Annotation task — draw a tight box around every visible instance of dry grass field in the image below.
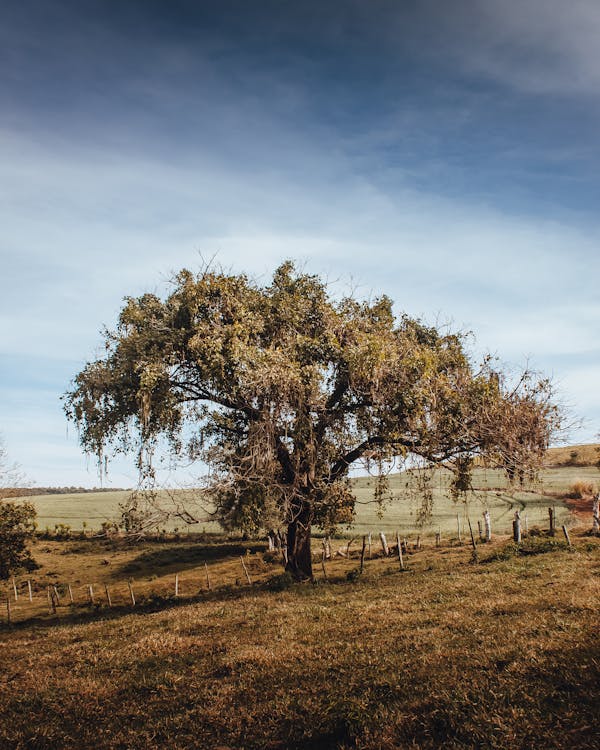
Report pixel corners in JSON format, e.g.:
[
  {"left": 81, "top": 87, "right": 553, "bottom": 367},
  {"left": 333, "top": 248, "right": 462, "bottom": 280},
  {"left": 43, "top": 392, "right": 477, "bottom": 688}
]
[
  {"left": 19, "top": 456, "right": 600, "bottom": 536},
  {"left": 1, "top": 527, "right": 599, "bottom": 749},
  {"left": 3, "top": 453, "right": 598, "bottom": 748}
]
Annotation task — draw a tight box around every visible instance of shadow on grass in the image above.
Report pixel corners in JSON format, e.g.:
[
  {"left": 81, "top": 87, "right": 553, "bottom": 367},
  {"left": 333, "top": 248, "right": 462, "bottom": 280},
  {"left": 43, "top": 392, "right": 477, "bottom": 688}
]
[
  {"left": 115, "top": 540, "right": 267, "bottom": 578},
  {"left": 1, "top": 577, "right": 274, "bottom": 633}
]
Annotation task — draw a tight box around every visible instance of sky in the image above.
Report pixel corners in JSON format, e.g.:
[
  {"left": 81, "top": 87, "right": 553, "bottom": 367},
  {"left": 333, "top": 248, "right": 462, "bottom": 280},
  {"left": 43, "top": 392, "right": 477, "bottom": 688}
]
[{"left": 1, "top": 0, "right": 600, "bottom": 487}]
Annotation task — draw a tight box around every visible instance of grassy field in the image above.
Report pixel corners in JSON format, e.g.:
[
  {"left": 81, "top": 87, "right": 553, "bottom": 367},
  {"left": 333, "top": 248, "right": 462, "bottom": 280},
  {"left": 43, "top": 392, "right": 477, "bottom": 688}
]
[
  {"left": 18, "top": 463, "right": 598, "bottom": 537},
  {"left": 1, "top": 528, "right": 599, "bottom": 749}
]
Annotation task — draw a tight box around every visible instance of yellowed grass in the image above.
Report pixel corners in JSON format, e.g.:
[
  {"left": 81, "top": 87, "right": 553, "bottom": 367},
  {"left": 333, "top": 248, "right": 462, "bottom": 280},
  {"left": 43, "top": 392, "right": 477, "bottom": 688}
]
[{"left": 1, "top": 531, "right": 599, "bottom": 749}]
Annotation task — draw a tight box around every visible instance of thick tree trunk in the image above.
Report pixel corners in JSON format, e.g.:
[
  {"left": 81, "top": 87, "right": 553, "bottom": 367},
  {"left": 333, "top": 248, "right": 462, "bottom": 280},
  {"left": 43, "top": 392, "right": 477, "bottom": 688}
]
[{"left": 286, "top": 505, "right": 313, "bottom": 581}]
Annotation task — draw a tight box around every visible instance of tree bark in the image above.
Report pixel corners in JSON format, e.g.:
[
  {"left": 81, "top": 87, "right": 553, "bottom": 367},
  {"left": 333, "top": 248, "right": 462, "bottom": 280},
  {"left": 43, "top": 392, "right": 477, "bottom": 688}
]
[{"left": 286, "top": 504, "right": 313, "bottom": 580}]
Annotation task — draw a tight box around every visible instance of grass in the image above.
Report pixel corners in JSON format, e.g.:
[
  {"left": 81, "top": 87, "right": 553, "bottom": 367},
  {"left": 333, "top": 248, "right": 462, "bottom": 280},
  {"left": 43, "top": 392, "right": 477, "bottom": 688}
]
[
  {"left": 17, "top": 463, "right": 599, "bottom": 536},
  {"left": 1, "top": 528, "right": 599, "bottom": 748},
  {"left": 545, "top": 443, "right": 600, "bottom": 467}
]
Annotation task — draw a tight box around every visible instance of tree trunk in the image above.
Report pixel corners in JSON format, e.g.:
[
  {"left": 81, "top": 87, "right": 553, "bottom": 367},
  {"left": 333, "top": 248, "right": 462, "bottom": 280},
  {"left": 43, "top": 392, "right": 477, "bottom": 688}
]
[{"left": 286, "top": 505, "right": 313, "bottom": 581}]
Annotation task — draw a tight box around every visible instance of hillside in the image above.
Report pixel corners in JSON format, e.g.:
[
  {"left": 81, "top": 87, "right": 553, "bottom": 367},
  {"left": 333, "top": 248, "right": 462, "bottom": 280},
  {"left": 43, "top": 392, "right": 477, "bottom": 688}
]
[
  {"left": 1, "top": 529, "right": 599, "bottom": 749},
  {"left": 16, "top": 461, "right": 598, "bottom": 536},
  {"left": 545, "top": 443, "right": 600, "bottom": 467}
]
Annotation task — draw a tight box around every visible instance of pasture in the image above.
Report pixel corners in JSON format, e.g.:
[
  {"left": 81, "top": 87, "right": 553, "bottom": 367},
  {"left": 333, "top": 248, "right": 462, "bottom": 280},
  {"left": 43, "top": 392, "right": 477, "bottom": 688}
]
[
  {"left": 18, "top": 464, "right": 598, "bottom": 537},
  {"left": 1, "top": 526, "right": 599, "bottom": 749}
]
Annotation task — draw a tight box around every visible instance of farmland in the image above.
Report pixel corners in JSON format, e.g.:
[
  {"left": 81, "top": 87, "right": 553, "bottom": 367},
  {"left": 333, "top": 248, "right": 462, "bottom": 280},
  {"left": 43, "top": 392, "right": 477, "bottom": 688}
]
[
  {"left": 17, "top": 462, "right": 598, "bottom": 537},
  {"left": 2, "top": 455, "right": 599, "bottom": 748},
  {"left": 0, "top": 525, "right": 599, "bottom": 749}
]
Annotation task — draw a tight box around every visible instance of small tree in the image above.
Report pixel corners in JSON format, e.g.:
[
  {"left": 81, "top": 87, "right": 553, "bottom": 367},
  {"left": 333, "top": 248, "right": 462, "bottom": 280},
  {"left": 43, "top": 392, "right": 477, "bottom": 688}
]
[
  {"left": 64, "top": 262, "right": 561, "bottom": 579},
  {"left": 0, "top": 437, "right": 37, "bottom": 579}
]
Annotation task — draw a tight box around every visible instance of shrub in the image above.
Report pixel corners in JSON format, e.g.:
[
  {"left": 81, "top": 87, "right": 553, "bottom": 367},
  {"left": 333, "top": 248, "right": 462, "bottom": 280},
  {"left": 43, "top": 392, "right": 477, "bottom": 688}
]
[
  {"left": 0, "top": 501, "right": 38, "bottom": 579},
  {"left": 568, "top": 480, "right": 595, "bottom": 499}
]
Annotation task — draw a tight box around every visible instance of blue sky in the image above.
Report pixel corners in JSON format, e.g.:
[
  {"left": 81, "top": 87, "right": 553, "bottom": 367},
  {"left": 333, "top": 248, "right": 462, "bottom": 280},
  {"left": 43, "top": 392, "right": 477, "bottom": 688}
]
[{"left": 1, "top": 0, "right": 600, "bottom": 486}]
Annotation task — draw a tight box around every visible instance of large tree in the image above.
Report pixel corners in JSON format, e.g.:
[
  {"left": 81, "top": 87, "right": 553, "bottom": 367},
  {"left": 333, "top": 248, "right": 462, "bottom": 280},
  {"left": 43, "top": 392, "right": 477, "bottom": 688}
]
[{"left": 64, "top": 262, "right": 560, "bottom": 579}]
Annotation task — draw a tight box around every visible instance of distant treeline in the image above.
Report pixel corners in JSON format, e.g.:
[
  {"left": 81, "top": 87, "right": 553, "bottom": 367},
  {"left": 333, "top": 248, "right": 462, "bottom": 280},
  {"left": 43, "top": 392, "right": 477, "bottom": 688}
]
[{"left": 10, "top": 487, "right": 131, "bottom": 497}]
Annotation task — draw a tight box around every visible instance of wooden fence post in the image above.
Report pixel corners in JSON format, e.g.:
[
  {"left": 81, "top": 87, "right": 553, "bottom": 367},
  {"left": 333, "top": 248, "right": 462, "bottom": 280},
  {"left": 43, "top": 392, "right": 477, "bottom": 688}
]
[
  {"left": 6, "top": 596, "right": 10, "bottom": 626},
  {"left": 468, "top": 518, "right": 478, "bottom": 561},
  {"left": 128, "top": 581, "right": 136, "bottom": 606},
  {"left": 205, "top": 563, "right": 211, "bottom": 591},
  {"left": 27, "top": 579, "right": 32, "bottom": 602},
  {"left": 396, "top": 531, "right": 404, "bottom": 571},
  {"left": 175, "top": 574, "right": 179, "bottom": 597},
  {"left": 512, "top": 511, "right": 522, "bottom": 544},
  {"left": 592, "top": 495, "right": 599, "bottom": 533},
  {"left": 88, "top": 584, "right": 95, "bottom": 605},
  {"left": 360, "top": 535, "right": 366, "bottom": 574},
  {"left": 483, "top": 511, "right": 491, "bottom": 542},
  {"left": 548, "top": 507, "right": 555, "bottom": 536},
  {"left": 104, "top": 584, "right": 112, "bottom": 607},
  {"left": 240, "top": 556, "right": 252, "bottom": 585},
  {"left": 68, "top": 584, "right": 74, "bottom": 604},
  {"left": 379, "top": 532, "right": 389, "bottom": 556},
  {"left": 562, "top": 525, "right": 572, "bottom": 549},
  {"left": 477, "top": 520, "right": 483, "bottom": 541},
  {"left": 12, "top": 577, "right": 18, "bottom": 601},
  {"left": 435, "top": 531, "right": 441, "bottom": 548},
  {"left": 321, "top": 543, "right": 328, "bottom": 580},
  {"left": 368, "top": 532, "right": 372, "bottom": 559}
]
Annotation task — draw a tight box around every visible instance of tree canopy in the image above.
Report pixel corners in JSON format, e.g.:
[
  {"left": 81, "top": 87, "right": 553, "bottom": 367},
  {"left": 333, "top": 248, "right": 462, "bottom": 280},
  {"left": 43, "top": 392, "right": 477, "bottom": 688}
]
[{"left": 64, "top": 262, "right": 560, "bottom": 579}]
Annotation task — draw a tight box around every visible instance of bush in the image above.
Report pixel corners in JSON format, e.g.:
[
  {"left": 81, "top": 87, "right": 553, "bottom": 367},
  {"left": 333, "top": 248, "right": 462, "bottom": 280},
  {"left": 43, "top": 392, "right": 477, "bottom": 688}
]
[
  {"left": 0, "top": 501, "right": 38, "bottom": 579},
  {"left": 568, "top": 480, "right": 595, "bottom": 499}
]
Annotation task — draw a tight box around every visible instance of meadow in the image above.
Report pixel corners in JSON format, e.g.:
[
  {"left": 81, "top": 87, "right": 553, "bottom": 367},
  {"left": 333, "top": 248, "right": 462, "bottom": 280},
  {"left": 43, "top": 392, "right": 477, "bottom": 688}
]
[
  {"left": 0, "top": 526, "right": 599, "bottom": 749},
  {"left": 19, "top": 463, "right": 597, "bottom": 537},
  {"left": 2, "top": 451, "right": 598, "bottom": 748}
]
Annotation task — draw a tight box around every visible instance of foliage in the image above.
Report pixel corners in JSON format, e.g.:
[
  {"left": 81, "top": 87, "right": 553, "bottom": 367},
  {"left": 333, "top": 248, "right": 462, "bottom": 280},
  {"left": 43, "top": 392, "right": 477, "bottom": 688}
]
[
  {"left": 64, "top": 262, "right": 561, "bottom": 578},
  {"left": 0, "top": 501, "right": 38, "bottom": 579},
  {"left": 0, "top": 436, "right": 38, "bottom": 579}
]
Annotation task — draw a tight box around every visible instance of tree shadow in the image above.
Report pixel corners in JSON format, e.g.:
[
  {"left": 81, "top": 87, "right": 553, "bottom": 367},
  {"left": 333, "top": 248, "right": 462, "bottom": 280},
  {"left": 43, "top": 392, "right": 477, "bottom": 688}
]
[{"left": 115, "top": 540, "right": 267, "bottom": 578}]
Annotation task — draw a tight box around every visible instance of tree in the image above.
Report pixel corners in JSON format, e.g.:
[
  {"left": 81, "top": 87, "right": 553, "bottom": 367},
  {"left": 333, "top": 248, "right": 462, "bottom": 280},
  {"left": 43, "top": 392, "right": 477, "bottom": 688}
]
[
  {"left": 64, "top": 262, "right": 560, "bottom": 579},
  {"left": 0, "top": 437, "right": 37, "bottom": 579}
]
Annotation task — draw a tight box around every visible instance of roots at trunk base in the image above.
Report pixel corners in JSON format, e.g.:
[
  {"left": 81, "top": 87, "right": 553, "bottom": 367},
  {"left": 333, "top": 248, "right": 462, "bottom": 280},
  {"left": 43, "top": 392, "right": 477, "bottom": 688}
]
[{"left": 285, "top": 514, "right": 313, "bottom": 580}]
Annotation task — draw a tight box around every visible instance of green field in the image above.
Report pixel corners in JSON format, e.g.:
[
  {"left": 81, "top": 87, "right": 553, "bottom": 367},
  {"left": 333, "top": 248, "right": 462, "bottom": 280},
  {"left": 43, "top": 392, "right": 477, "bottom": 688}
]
[{"left": 19, "top": 464, "right": 597, "bottom": 537}]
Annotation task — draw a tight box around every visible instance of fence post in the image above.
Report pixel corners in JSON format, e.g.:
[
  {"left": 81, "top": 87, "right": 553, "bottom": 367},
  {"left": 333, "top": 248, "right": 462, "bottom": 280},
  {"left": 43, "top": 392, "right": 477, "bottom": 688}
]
[
  {"left": 512, "top": 511, "right": 522, "bottom": 544},
  {"left": 396, "top": 531, "right": 404, "bottom": 571},
  {"left": 104, "top": 584, "right": 112, "bottom": 607},
  {"left": 435, "top": 530, "right": 441, "bottom": 548},
  {"left": 321, "top": 543, "right": 328, "bottom": 580},
  {"left": 88, "top": 584, "right": 95, "bottom": 605},
  {"left": 12, "top": 577, "right": 18, "bottom": 601},
  {"left": 360, "top": 535, "right": 366, "bottom": 574},
  {"left": 128, "top": 581, "right": 136, "bottom": 606},
  {"left": 483, "top": 511, "right": 491, "bottom": 542},
  {"left": 379, "top": 532, "right": 389, "bottom": 556},
  {"left": 240, "top": 556, "right": 252, "bottom": 585},
  {"left": 368, "top": 532, "right": 372, "bottom": 559},
  {"left": 6, "top": 596, "right": 10, "bottom": 626},
  {"left": 68, "top": 584, "right": 74, "bottom": 604},
  {"left": 468, "top": 518, "right": 478, "bottom": 561},
  {"left": 548, "top": 507, "right": 555, "bottom": 536},
  {"left": 27, "top": 579, "right": 32, "bottom": 602},
  {"left": 562, "top": 525, "right": 572, "bottom": 549},
  {"left": 205, "top": 563, "right": 211, "bottom": 591},
  {"left": 175, "top": 574, "right": 179, "bottom": 597}
]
